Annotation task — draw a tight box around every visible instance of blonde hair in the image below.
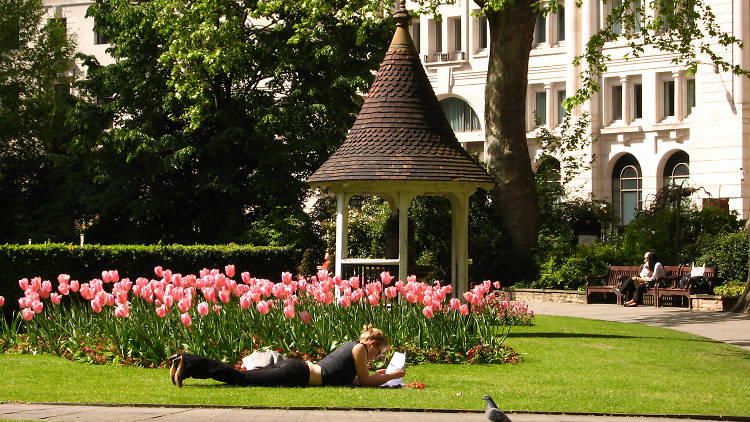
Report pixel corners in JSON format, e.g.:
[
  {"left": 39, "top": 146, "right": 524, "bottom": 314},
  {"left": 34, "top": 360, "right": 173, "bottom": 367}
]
[{"left": 360, "top": 324, "right": 388, "bottom": 346}]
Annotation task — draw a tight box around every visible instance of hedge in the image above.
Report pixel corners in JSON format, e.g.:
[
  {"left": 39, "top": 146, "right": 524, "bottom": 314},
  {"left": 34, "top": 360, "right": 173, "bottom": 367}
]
[{"left": 0, "top": 243, "right": 300, "bottom": 321}]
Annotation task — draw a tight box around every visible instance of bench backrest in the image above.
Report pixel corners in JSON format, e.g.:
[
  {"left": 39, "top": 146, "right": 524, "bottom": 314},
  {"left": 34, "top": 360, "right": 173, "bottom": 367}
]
[{"left": 606, "top": 265, "right": 713, "bottom": 286}]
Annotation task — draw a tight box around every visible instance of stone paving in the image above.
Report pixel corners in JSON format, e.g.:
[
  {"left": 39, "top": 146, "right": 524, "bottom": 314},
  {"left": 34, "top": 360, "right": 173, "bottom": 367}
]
[{"left": 2, "top": 301, "right": 748, "bottom": 422}]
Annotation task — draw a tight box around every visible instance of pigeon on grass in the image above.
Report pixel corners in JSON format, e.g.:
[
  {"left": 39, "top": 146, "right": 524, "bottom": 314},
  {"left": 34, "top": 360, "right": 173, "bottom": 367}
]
[{"left": 483, "top": 394, "right": 511, "bottom": 422}]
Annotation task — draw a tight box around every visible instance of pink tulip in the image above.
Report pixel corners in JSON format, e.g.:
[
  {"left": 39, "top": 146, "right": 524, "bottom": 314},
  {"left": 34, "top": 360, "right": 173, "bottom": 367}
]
[
  {"left": 405, "top": 293, "right": 418, "bottom": 304},
  {"left": 463, "top": 291, "right": 474, "bottom": 303},
  {"left": 70, "top": 280, "right": 80, "bottom": 293},
  {"left": 239, "top": 294, "right": 252, "bottom": 310},
  {"left": 493, "top": 281, "right": 501, "bottom": 289},
  {"left": 213, "top": 304, "right": 222, "bottom": 314},
  {"left": 483, "top": 280, "right": 491, "bottom": 292},
  {"left": 180, "top": 312, "right": 192, "bottom": 327},
  {"left": 58, "top": 283, "right": 70, "bottom": 295},
  {"left": 459, "top": 304, "right": 469, "bottom": 316},
  {"left": 19, "top": 278, "right": 30, "bottom": 291},
  {"left": 110, "top": 270, "right": 120, "bottom": 283},
  {"left": 155, "top": 305, "right": 168, "bottom": 318},
  {"left": 339, "top": 295, "right": 351, "bottom": 307},
  {"left": 368, "top": 294, "right": 380, "bottom": 306},
  {"left": 300, "top": 310, "right": 311, "bottom": 324},
  {"left": 422, "top": 306, "right": 434, "bottom": 319},
  {"left": 241, "top": 271, "right": 252, "bottom": 284},
  {"left": 163, "top": 269, "right": 173, "bottom": 283},
  {"left": 178, "top": 298, "right": 191, "bottom": 312},
  {"left": 218, "top": 289, "right": 231, "bottom": 304},
  {"left": 380, "top": 271, "right": 394, "bottom": 285},
  {"left": 50, "top": 293, "right": 62, "bottom": 305},
  {"left": 450, "top": 298, "right": 460, "bottom": 310},
  {"left": 154, "top": 266, "right": 163, "bottom": 277},
  {"left": 0, "top": 296, "right": 4, "bottom": 307},
  {"left": 283, "top": 304, "right": 295, "bottom": 319},
  {"left": 197, "top": 302, "right": 209, "bottom": 316},
  {"left": 385, "top": 286, "right": 398, "bottom": 299},
  {"left": 256, "top": 300, "right": 270, "bottom": 315},
  {"left": 114, "top": 304, "right": 130, "bottom": 318},
  {"left": 22, "top": 308, "right": 34, "bottom": 321},
  {"left": 31, "top": 300, "right": 43, "bottom": 314},
  {"left": 18, "top": 297, "right": 29, "bottom": 309},
  {"left": 225, "top": 265, "right": 235, "bottom": 278},
  {"left": 30, "top": 277, "right": 42, "bottom": 291},
  {"left": 91, "top": 298, "right": 103, "bottom": 313},
  {"left": 407, "top": 275, "right": 417, "bottom": 283},
  {"left": 101, "top": 270, "right": 112, "bottom": 283},
  {"left": 58, "top": 274, "right": 70, "bottom": 285}
]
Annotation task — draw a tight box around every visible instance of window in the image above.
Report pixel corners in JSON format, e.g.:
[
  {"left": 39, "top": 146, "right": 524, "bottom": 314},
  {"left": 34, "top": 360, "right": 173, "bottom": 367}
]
[
  {"left": 535, "top": 91, "right": 547, "bottom": 126},
  {"left": 611, "top": 0, "right": 623, "bottom": 35},
  {"left": 612, "top": 154, "right": 642, "bottom": 225},
  {"left": 557, "top": 89, "right": 566, "bottom": 124},
  {"left": 663, "top": 151, "right": 689, "bottom": 188},
  {"left": 95, "top": 30, "right": 109, "bottom": 45},
  {"left": 440, "top": 98, "right": 481, "bottom": 132},
  {"left": 634, "top": 0, "right": 643, "bottom": 32},
  {"left": 451, "top": 18, "right": 461, "bottom": 51},
  {"left": 478, "top": 16, "right": 488, "bottom": 49},
  {"left": 411, "top": 20, "right": 421, "bottom": 52},
  {"left": 435, "top": 20, "right": 442, "bottom": 53},
  {"left": 557, "top": 7, "right": 565, "bottom": 41},
  {"left": 48, "top": 17, "right": 67, "bottom": 37},
  {"left": 633, "top": 83, "right": 643, "bottom": 119},
  {"left": 663, "top": 80, "right": 675, "bottom": 118},
  {"left": 686, "top": 78, "right": 696, "bottom": 115},
  {"left": 535, "top": 14, "right": 546, "bottom": 44},
  {"left": 611, "top": 84, "right": 623, "bottom": 121}
]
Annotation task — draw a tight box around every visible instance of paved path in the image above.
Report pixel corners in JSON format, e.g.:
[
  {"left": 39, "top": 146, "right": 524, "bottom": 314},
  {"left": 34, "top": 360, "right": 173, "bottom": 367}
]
[
  {"left": 0, "top": 403, "right": 744, "bottom": 422},
  {"left": 2, "top": 302, "right": 748, "bottom": 422}
]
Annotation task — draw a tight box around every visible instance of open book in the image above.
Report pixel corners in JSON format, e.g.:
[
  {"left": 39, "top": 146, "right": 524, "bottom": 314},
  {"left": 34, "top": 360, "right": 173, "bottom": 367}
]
[{"left": 380, "top": 352, "right": 406, "bottom": 388}]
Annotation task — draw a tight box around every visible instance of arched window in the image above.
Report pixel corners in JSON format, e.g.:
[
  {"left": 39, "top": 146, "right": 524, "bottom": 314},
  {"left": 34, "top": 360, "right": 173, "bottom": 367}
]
[
  {"left": 440, "top": 98, "right": 481, "bottom": 132},
  {"left": 663, "top": 151, "right": 689, "bottom": 187},
  {"left": 612, "top": 154, "right": 642, "bottom": 225}
]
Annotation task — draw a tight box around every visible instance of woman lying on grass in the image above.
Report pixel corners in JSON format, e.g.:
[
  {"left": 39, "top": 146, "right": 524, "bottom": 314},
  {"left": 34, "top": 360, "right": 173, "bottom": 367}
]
[{"left": 168, "top": 324, "right": 405, "bottom": 387}]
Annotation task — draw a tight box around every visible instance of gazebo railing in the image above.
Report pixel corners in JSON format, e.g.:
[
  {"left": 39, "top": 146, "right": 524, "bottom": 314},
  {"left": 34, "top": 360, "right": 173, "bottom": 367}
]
[{"left": 340, "top": 258, "right": 399, "bottom": 283}]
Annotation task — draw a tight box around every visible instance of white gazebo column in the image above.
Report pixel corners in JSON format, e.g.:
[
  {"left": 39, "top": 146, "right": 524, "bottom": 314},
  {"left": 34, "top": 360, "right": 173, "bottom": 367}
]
[
  {"left": 397, "top": 191, "right": 414, "bottom": 283},
  {"left": 334, "top": 191, "right": 350, "bottom": 277},
  {"left": 450, "top": 191, "right": 470, "bottom": 297}
]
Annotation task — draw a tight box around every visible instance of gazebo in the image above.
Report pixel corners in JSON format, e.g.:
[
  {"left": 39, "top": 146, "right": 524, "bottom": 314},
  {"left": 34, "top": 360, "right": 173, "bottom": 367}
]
[{"left": 307, "top": 4, "right": 495, "bottom": 296}]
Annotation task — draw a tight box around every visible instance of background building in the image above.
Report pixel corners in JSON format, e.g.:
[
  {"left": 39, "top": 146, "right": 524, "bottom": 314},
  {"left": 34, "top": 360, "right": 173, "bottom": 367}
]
[{"left": 408, "top": 0, "right": 750, "bottom": 225}]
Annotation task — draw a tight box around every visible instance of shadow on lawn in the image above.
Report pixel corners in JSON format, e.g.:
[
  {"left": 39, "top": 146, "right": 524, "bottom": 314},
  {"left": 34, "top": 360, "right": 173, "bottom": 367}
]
[{"left": 507, "top": 331, "right": 729, "bottom": 346}]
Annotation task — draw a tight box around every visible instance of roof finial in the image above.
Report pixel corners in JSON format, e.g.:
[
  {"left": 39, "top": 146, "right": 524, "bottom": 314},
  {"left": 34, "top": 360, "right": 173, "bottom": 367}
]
[{"left": 390, "top": 0, "right": 413, "bottom": 48}]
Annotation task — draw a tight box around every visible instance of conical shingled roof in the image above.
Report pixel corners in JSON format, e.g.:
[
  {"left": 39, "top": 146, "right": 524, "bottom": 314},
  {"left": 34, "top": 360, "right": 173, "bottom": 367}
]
[{"left": 307, "top": 8, "right": 494, "bottom": 186}]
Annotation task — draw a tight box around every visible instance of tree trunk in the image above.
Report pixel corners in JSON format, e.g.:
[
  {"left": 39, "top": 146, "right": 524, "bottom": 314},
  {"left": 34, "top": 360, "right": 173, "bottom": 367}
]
[
  {"left": 731, "top": 220, "right": 750, "bottom": 312},
  {"left": 483, "top": 2, "right": 539, "bottom": 281}
]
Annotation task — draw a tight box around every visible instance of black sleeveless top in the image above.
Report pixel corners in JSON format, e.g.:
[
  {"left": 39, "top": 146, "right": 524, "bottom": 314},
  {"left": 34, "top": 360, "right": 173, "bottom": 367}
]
[{"left": 317, "top": 341, "right": 360, "bottom": 386}]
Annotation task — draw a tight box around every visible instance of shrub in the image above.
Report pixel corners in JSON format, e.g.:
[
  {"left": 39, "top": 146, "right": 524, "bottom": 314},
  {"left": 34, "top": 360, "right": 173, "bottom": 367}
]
[
  {"left": 714, "top": 280, "right": 747, "bottom": 297},
  {"left": 697, "top": 231, "right": 749, "bottom": 283}
]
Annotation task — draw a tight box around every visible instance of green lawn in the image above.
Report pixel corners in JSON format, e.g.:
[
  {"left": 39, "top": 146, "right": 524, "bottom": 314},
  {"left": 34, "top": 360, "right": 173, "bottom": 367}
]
[{"left": 1, "top": 315, "right": 748, "bottom": 415}]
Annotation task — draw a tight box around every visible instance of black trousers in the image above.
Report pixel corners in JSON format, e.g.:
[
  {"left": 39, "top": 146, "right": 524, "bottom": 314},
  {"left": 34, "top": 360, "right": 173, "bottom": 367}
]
[
  {"left": 618, "top": 277, "right": 636, "bottom": 302},
  {"left": 179, "top": 354, "right": 310, "bottom": 387}
]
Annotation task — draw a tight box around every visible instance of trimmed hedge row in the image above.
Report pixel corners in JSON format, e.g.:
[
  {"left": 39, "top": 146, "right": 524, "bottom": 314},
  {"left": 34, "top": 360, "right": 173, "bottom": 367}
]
[{"left": 0, "top": 243, "right": 300, "bottom": 320}]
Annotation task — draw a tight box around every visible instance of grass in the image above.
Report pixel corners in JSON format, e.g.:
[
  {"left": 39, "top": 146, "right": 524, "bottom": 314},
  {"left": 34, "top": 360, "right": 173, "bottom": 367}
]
[{"left": 1, "top": 315, "right": 748, "bottom": 416}]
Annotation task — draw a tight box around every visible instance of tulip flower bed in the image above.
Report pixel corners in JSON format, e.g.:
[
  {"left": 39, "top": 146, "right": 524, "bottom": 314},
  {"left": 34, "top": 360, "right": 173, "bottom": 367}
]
[{"left": 0, "top": 266, "right": 532, "bottom": 367}]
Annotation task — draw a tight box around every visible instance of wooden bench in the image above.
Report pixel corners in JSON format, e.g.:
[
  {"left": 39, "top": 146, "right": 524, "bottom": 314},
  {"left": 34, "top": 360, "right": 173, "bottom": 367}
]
[
  {"left": 655, "top": 266, "right": 716, "bottom": 309},
  {"left": 585, "top": 266, "right": 640, "bottom": 305},
  {"left": 585, "top": 265, "right": 683, "bottom": 306}
]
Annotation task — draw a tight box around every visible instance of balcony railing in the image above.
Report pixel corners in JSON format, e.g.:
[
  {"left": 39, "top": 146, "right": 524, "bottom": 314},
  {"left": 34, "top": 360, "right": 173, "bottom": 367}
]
[{"left": 423, "top": 51, "right": 466, "bottom": 64}]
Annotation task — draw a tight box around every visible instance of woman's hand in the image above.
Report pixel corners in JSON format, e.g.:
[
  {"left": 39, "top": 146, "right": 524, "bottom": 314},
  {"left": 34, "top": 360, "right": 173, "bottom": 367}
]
[
  {"left": 389, "top": 367, "right": 405, "bottom": 379},
  {"left": 375, "top": 369, "right": 387, "bottom": 375}
]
